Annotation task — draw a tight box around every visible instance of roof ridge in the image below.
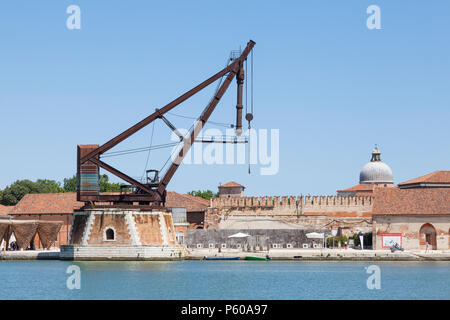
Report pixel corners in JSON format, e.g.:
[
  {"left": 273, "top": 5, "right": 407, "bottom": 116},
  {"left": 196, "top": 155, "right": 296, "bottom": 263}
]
[
  {"left": 180, "top": 193, "right": 210, "bottom": 204},
  {"left": 398, "top": 170, "right": 450, "bottom": 185}
]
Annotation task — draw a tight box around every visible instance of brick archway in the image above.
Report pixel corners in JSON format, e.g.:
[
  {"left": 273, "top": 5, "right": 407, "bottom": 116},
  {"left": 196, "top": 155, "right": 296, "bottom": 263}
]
[{"left": 419, "top": 223, "right": 437, "bottom": 250}]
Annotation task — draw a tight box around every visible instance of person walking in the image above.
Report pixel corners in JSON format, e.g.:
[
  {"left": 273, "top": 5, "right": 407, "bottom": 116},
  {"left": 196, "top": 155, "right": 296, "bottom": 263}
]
[{"left": 425, "top": 241, "right": 429, "bottom": 253}]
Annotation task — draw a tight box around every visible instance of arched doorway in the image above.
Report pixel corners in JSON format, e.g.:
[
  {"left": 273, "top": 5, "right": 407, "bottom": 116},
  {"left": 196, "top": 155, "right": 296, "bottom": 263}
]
[{"left": 419, "top": 223, "right": 437, "bottom": 250}]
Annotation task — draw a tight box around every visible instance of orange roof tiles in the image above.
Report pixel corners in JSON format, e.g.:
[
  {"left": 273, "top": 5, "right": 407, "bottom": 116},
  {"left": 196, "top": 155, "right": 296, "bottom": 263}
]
[
  {"left": 0, "top": 204, "right": 14, "bottom": 216},
  {"left": 10, "top": 191, "right": 209, "bottom": 215},
  {"left": 372, "top": 188, "right": 450, "bottom": 215},
  {"left": 338, "top": 184, "right": 377, "bottom": 192},
  {"left": 398, "top": 170, "right": 450, "bottom": 187},
  {"left": 166, "top": 192, "right": 209, "bottom": 212},
  {"left": 219, "top": 181, "right": 244, "bottom": 188},
  {"left": 11, "top": 193, "right": 83, "bottom": 215}
]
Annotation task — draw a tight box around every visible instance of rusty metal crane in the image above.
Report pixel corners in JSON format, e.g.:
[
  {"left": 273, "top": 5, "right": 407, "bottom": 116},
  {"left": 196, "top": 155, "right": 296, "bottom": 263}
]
[{"left": 77, "top": 40, "right": 255, "bottom": 209}]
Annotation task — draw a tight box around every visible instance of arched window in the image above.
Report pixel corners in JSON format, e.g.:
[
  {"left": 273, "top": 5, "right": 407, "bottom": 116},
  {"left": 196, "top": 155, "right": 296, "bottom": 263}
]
[{"left": 105, "top": 228, "right": 115, "bottom": 241}]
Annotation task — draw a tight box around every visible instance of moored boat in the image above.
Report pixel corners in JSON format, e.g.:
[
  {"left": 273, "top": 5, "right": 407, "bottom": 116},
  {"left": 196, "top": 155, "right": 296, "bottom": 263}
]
[
  {"left": 245, "top": 255, "right": 270, "bottom": 261},
  {"left": 203, "top": 256, "right": 240, "bottom": 261}
]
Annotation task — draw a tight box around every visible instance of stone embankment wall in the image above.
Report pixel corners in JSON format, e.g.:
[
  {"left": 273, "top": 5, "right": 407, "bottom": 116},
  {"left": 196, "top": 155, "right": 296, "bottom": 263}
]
[
  {"left": 60, "top": 245, "right": 184, "bottom": 260},
  {"left": 206, "top": 196, "right": 373, "bottom": 233}
]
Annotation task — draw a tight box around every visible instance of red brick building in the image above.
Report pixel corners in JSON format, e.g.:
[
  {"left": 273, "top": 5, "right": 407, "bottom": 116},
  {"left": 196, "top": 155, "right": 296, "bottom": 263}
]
[
  {"left": 8, "top": 191, "right": 209, "bottom": 248},
  {"left": 218, "top": 181, "right": 245, "bottom": 198},
  {"left": 372, "top": 171, "right": 450, "bottom": 250}
]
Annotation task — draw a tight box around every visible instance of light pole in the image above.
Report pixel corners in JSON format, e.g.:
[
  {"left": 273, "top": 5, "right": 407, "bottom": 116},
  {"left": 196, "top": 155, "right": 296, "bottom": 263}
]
[{"left": 331, "top": 228, "right": 338, "bottom": 249}]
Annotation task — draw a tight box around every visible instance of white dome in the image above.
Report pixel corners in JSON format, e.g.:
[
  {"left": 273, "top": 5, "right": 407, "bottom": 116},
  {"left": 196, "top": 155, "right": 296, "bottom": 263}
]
[{"left": 359, "top": 147, "right": 394, "bottom": 184}]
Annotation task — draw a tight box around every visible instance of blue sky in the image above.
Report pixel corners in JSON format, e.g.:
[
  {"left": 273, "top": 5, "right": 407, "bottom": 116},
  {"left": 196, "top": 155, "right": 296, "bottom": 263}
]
[{"left": 0, "top": 1, "right": 449, "bottom": 196}]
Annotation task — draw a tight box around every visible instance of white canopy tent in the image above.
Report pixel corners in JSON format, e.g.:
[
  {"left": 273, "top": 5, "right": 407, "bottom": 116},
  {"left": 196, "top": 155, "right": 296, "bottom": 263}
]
[
  {"left": 306, "top": 232, "right": 325, "bottom": 249},
  {"left": 228, "top": 232, "right": 251, "bottom": 238},
  {"left": 306, "top": 232, "right": 324, "bottom": 239}
]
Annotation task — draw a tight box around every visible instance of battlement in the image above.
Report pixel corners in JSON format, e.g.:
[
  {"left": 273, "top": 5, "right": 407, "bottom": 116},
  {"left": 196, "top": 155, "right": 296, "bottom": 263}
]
[{"left": 210, "top": 195, "right": 373, "bottom": 212}]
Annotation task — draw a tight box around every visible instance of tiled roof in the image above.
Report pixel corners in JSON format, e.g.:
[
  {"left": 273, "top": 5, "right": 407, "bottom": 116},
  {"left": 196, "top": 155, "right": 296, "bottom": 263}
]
[
  {"left": 11, "top": 193, "right": 83, "bottom": 214},
  {"left": 338, "top": 184, "right": 376, "bottom": 192},
  {"left": 398, "top": 170, "right": 450, "bottom": 187},
  {"left": 166, "top": 192, "right": 209, "bottom": 212},
  {"left": 178, "top": 193, "right": 210, "bottom": 206},
  {"left": 372, "top": 188, "right": 450, "bottom": 215},
  {"left": 0, "top": 204, "right": 14, "bottom": 216},
  {"left": 10, "top": 191, "right": 208, "bottom": 215},
  {"left": 219, "top": 181, "right": 244, "bottom": 188}
]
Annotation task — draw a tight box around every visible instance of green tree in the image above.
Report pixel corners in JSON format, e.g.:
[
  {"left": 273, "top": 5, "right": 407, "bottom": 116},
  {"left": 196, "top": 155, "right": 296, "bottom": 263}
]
[
  {"left": 36, "top": 179, "right": 64, "bottom": 193},
  {"left": 0, "top": 179, "right": 61, "bottom": 206},
  {"left": 187, "top": 190, "right": 218, "bottom": 200},
  {"left": 0, "top": 174, "right": 127, "bottom": 206},
  {"left": 99, "top": 174, "right": 123, "bottom": 192},
  {"left": 63, "top": 175, "right": 77, "bottom": 192}
]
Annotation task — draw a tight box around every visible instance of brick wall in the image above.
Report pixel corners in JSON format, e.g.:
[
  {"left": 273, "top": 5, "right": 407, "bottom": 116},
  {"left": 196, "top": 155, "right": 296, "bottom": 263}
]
[
  {"left": 205, "top": 195, "right": 373, "bottom": 233},
  {"left": 372, "top": 215, "right": 450, "bottom": 250},
  {"left": 68, "top": 210, "right": 177, "bottom": 247}
]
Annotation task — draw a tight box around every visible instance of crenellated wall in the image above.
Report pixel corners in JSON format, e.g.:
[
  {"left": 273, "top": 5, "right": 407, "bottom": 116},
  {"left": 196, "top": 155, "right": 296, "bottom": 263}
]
[
  {"left": 210, "top": 195, "right": 372, "bottom": 213},
  {"left": 206, "top": 195, "right": 374, "bottom": 232}
]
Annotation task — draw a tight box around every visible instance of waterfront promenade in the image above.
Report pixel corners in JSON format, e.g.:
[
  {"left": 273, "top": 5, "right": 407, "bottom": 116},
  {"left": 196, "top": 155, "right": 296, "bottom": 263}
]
[{"left": 1, "top": 248, "right": 450, "bottom": 261}]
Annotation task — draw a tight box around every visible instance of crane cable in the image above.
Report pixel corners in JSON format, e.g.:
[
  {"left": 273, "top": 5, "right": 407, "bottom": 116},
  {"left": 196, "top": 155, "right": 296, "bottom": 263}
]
[
  {"left": 247, "top": 49, "right": 254, "bottom": 174},
  {"left": 160, "top": 53, "right": 234, "bottom": 176},
  {"left": 141, "top": 121, "right": 156, "bottom": 182}
]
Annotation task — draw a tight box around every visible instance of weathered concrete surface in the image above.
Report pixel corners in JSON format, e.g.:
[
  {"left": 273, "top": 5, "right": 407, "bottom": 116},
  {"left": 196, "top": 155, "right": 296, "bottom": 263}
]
[
  {"left": 60, "top": 245, "right": 185, "bottom": 261},
  {"left": 185, "top": 229, "right": 331, "bottom": 250},
  {"left": 0, "top": 249, "right": 60, "bottom": 260},
  {"left": 186, "top": 248, "right": 450, "bottom": 261},
  {"left": 1, "top": 248, "right": 449, "bottom": 261}
]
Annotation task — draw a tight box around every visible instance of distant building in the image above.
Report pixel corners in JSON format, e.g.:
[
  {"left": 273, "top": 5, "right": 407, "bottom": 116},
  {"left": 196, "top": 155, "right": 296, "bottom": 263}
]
[
  {"left": 9, "top": 193, "right": 81, "bottom": 248},
  {"left": 372, "top": 170, "right": 450, "bottom": 250},
  {"left": 337, "top": 147, "right": 396, "bottom": 196},
  {"left": 5, "top": 191, "right": 209, "bottom": 249},
  {"left": 165, "top": 191, "right": 210, "bottom": 234},
  {"left": 218, "top": 181, "right": 245, "bottom": 198}
]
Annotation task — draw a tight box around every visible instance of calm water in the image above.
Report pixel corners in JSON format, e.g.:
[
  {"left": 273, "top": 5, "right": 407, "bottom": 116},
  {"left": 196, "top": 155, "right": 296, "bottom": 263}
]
[{"left": 0, "top": 260, "right": 449, "bottom": 299}]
